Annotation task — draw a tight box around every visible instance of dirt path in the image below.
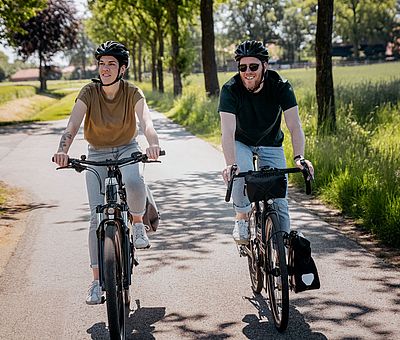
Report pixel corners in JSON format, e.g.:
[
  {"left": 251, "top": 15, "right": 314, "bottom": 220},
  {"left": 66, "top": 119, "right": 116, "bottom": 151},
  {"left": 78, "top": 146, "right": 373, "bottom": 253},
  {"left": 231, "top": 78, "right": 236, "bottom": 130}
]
[{"left": 0, "top": 183, "right": 32, "bottom": 274}]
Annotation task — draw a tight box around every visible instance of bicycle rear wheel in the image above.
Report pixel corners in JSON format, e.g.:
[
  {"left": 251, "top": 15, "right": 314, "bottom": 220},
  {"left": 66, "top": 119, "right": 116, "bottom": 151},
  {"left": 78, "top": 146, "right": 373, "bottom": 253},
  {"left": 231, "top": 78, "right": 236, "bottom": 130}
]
[
  {"left": 247, "top": 205, "right": 263, "bottom": 293},
  {"left": 265, "top": 213, "right": 289, "bottom": 332},
  {"left": 104, "top": 223, "right": 126, "bottom": 339}
]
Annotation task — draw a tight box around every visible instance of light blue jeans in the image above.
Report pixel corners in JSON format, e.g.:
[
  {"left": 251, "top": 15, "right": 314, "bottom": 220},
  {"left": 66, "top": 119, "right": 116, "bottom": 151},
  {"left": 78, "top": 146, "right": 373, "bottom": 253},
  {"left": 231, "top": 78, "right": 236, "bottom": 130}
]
[
  {"left": 85, "top": 139, "right": 146, "bottom": 267},
  {"left": 232, "top": 141, "right": 290, "bottom": 233}
]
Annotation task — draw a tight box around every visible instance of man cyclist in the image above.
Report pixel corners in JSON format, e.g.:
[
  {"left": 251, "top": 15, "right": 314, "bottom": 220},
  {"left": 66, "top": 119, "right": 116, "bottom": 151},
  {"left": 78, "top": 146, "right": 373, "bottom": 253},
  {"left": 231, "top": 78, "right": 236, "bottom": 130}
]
[
  {"left": 219, "top": 40, "right": 314, "bottom": 244},
  {"left": 53, "top": 41, "right": 161, "bottom": 304}
]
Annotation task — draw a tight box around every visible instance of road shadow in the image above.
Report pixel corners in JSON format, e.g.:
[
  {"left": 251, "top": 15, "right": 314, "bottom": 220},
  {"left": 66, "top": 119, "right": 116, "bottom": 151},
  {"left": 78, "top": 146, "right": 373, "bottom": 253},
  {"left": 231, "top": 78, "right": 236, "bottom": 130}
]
[
  {"left": 242, "top": 293, "right": 327, "bottom": 339},
  {"left": 136, "top": 171, "right": 233, "bottom": 274},
  {"left": 87, "top": 300, "right": 166, "bottom": 339},
  {"left": 0, "top": 202, "right": 58, "bottom": 222}
]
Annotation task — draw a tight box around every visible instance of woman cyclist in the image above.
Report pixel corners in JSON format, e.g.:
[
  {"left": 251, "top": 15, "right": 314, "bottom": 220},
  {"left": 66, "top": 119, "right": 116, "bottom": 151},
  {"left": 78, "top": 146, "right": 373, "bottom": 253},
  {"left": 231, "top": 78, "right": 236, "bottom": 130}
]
[{"left": 53, "top": 41, "right": 161, "bottom": 304}]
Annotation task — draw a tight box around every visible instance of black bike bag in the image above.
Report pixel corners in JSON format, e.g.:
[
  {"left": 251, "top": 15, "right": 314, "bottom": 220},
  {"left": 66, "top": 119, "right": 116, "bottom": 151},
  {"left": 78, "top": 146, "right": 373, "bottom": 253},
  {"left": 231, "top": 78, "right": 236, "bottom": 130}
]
[
  {"left": 244, "top": 172, "right": 287, "bottom": 202},
  {"left": 287, "top": 231, "right": 321, "bottom": 293}
]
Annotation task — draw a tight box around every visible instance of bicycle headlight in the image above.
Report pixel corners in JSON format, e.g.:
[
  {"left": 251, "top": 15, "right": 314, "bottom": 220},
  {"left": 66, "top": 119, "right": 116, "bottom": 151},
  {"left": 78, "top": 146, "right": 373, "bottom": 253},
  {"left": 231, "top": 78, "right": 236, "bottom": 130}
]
[{"left": 106, "top": 207, "right": 115, "bottom": 215}]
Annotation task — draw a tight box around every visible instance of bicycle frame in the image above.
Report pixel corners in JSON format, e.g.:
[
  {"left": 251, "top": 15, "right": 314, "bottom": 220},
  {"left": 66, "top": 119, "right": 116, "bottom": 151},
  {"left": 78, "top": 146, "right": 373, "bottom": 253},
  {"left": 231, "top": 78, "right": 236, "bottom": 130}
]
[
  {"left": 55, "top": 150, "right": 164, "bottom": 339},
  {"left": 96, "top": 166, "right": 134, "bottom": 292},
  {"left": 225, "top": 156, "right": 312, "bottom": 332}
]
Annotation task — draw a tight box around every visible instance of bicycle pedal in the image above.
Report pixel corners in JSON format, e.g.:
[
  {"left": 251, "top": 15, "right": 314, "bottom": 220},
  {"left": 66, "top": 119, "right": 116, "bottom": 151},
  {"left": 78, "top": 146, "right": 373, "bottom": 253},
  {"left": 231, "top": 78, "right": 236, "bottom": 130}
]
[{"left": 100, "top": 296, "right": 106, "bottom": 304}]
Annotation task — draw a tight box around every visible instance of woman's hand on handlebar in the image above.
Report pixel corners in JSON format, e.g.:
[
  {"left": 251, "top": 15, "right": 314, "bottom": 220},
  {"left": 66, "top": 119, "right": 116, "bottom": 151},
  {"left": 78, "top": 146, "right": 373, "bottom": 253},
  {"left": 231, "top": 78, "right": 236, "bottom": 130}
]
[
  {"left": 52, "top": 151, "right": 69, "bottom": 167},
  {"left": 146, "top": 145, "right": 161, "bottom": 160},
  {"left": 222, "top": 164, "right": 239, "bottom": 185}
]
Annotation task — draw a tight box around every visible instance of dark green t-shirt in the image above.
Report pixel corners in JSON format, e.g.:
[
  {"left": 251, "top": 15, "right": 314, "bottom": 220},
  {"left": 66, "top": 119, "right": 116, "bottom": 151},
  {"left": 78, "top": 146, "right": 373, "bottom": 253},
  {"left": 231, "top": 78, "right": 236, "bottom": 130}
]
[{"left": 218, "top": 69, "right": 297, "bottom": 147}]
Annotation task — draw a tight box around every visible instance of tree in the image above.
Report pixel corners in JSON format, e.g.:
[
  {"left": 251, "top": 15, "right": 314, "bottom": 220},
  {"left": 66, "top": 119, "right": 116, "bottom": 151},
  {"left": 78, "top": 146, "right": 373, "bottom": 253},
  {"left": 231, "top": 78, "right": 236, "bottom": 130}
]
[
  {"left": 218, "top": 0, "right": 284, "bottom": 45},
  {"left": 279, "top": 0, "right": 317, "bottom": 63},
  {"left": 200, "top": 0, "right": 219, "bottom": 96},
  {"left": 0, "top": 0, "right": 46, "bottom": 39},
  {"left": 7, "top": 0, "right": 79, "bottom": 91},
  {"left": 316, "top": 0, "right": 335, "bottom": 133},
  {"left": 335, "top": 0, "right": 397, "bottom": 59},
  {"left": 166, "top": 0, "right": 183, "bottom": 96},
  {"left": 65, "top": 31, "right": 96, "bottom": 79}
]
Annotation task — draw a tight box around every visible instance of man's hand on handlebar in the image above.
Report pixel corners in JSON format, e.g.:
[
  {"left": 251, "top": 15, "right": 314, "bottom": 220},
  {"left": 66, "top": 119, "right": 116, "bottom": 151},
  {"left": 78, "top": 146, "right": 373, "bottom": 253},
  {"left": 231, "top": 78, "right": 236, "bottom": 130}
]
[
  {"left": 295, "top": 158, "right": 314, "bottom": 181},
  {"left": 52, "top": 151, "right": 69, "bottom": 167},
  {"left": 222, "top": 164, "right": 239, "bottom": 185}
]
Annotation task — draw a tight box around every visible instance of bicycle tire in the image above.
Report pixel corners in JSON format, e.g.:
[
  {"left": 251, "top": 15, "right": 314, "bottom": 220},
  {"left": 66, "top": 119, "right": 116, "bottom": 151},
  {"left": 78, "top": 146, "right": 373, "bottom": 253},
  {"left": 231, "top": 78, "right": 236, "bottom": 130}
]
[
  {"left": 247, "top": 206, "right": 263, "bottom": 293},
  {"left": 104, "top": 223, "right": 126, "bottom": 339},
  {"left": 265, "top": 213, "right": 289, "bottom": 332}
]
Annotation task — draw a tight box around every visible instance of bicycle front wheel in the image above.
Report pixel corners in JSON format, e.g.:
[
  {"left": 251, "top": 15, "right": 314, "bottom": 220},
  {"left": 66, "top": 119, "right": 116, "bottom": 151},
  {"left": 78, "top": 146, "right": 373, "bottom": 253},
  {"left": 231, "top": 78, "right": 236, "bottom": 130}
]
[
  {"left": 247, "top": 205, "right": 263, "bottom": 293},
  {"left": 104, "top": 223, "right": 126, "bottom": 339},
  {"left": 265, "top": 213, "right": 289, "bottom": 332}
]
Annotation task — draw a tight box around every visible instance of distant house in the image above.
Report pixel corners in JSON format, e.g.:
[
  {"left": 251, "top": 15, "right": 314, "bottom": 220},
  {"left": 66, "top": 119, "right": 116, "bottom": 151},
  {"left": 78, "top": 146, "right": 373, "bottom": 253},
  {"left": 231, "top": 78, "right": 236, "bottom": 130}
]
[
  {"left": 10, "top": 68, "right": 39, "bottom": 82},
  {"left": 10, "top": 66, "right": 62, "bottom": 82}
]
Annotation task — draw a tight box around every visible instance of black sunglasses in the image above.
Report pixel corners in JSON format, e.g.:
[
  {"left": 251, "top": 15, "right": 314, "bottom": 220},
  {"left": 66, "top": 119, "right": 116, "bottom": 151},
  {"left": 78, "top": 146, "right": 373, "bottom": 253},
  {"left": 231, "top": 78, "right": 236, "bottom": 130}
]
[{"left": 238, "top": 63, "right": 261, "bottom": 72}]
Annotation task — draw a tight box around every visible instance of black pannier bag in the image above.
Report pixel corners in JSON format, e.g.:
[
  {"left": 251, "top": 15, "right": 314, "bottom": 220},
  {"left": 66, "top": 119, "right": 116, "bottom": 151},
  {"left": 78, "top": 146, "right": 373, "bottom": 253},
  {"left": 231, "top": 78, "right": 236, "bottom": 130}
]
[
  {"left": 287, "top": 230, "right": 320, "bottom": 293},
  {"left": 244, "top": 172, "right": 287, "bottom": 202}
]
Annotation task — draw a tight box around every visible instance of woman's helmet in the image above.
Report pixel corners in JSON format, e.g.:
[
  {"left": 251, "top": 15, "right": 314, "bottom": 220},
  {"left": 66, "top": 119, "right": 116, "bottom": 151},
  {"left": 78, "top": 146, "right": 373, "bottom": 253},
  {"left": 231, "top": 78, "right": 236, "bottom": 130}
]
[
  {"left": 234, "top": 40, "right": 269, "bottom": 62},
  {"left": 95, "top": 41, "right": 129, "bottom": 67}
]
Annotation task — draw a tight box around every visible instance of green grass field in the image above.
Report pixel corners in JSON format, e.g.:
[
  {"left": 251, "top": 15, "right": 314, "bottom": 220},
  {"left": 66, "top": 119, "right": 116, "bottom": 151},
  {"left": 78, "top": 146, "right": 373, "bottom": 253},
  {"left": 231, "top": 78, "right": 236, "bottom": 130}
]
[{"left": 1, "top": 62, "right": 399, "bottom": 248}]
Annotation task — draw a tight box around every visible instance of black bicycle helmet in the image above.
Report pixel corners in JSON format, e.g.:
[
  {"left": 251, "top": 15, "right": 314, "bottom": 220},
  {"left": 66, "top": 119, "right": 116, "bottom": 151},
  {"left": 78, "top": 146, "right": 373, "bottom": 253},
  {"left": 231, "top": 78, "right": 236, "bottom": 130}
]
[
  {"left": 95, "top": 40, "right": 129, "bottom": 67},
  {"left": 234, "top": 40, "right": 269, "bottom": 62}
]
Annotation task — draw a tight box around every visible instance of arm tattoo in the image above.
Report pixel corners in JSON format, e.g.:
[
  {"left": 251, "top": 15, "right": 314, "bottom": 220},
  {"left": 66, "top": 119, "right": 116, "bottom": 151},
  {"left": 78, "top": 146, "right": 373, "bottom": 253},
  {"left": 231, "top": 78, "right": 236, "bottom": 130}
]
[{"left": 57, "top": 131, "right": 73, "bottom": 152}]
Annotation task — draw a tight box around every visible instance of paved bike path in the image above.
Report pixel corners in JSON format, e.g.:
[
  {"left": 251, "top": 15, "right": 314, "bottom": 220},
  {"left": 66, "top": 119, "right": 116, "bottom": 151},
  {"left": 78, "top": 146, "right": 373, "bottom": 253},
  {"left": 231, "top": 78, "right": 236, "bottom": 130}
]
[{"left": 0, "top": 112, "right": 399, "bottom": 339}]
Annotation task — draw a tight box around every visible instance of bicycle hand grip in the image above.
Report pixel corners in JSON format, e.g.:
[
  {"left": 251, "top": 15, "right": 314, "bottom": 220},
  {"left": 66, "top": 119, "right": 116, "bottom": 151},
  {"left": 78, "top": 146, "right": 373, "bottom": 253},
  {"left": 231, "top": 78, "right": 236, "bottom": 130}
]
[
  {"left": 305, "top": 179, "right": 311, "bottom": 195},
  {"left": 159, "top": 150, "right": 166, "bottom": 156},
  {"left": 225, "top": 179, "right": 234, "bottom": 202}
]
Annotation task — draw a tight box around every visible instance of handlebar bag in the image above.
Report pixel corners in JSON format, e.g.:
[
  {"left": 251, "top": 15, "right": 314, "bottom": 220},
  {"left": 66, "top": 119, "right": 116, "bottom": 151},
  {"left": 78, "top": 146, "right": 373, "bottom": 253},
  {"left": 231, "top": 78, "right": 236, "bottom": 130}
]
[
  {"left": 142, "top": 184, "right": 160, "bottom": 232},
  {"left": 244, "top": 173, "right": 287, "bottom": 202},
  {"left": 287, "top": 231, "right": 320, "bottom": 293}
]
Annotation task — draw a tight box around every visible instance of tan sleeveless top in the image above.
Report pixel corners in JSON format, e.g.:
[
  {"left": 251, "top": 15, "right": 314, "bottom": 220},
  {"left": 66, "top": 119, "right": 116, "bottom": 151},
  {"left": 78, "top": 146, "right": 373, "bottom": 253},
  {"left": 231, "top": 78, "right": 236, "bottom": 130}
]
[{"left": 77, "top": 80, "right": 144, "bottom": 148}]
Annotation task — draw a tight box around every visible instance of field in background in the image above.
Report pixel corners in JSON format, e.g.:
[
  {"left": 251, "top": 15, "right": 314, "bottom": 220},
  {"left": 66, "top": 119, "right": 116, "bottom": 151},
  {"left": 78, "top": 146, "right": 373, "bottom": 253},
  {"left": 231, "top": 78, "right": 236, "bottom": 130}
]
[{"left": 0, "top": 62, "right": 399, "bottom": 247}]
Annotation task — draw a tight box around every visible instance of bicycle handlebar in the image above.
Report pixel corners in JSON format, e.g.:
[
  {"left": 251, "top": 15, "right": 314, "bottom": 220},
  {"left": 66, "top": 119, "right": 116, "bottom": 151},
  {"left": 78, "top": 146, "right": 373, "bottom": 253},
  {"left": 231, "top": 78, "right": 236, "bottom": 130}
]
[
  {"left": 225, "top": 159, "right": 312, "bottom": 203},
  {"left": 53, "top": 150, "right": 165, "bottom": 172}
]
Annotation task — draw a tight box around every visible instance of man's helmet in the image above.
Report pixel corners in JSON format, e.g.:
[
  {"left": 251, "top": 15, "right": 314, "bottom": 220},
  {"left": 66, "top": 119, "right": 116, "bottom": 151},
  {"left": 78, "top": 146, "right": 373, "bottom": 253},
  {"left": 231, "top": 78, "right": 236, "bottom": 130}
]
[
  {"left": 95, "top": 41, "right": 129, "bottom": 67},
  {"left": 234, "top": 40, "right": 269, "bottom": 62}
]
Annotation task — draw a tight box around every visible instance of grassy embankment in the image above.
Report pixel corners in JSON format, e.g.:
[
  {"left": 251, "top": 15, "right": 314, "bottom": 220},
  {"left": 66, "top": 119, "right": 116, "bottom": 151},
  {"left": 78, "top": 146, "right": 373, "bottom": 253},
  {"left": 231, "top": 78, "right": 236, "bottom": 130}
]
[
  {"left": 0, "top": 80, "right": 89, "bottom": 124},
  {"left": 0, "top": 63, "right": 399, "bottom": 248}
]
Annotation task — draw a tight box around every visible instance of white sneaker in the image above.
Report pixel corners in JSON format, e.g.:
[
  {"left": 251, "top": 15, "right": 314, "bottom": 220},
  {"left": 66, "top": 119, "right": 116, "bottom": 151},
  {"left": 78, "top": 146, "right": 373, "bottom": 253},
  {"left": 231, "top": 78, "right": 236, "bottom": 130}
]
[
  {"left": 232, "top": 220, "right": 250, "bottom": 244},
  {"left": 133, "top": 223, "right": 150, "bottom": 249},
  {"left": 86, "top": 280, "right": 104, "bottom": 305}
]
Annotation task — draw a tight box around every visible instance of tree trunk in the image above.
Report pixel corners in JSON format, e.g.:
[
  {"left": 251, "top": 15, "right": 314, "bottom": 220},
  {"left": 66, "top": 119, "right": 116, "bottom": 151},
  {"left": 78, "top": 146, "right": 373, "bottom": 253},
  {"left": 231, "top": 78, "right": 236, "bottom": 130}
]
[
  {"left": 138, "top": 40, "right": 142, "bottom": 83},
  {"left": 167, "top": 0, "right": 182, "bottom": 96},
  {"left": 39, "top": 52, "right": 47, "bottom": 91},
  {"left": 157, "top": 27, "right": 164, "bottom": 93},
  {"left": 132, "top": 41, "right": 137, "bottom": 81},
  {"left": 151, "top": 43, "right": 157, "bottom": 91},
  {"left": 315, "top": 0, "right": 335, "bottom": 134},
  {"left": 200, "top": 0, "right": 220, "bottom": 97}
]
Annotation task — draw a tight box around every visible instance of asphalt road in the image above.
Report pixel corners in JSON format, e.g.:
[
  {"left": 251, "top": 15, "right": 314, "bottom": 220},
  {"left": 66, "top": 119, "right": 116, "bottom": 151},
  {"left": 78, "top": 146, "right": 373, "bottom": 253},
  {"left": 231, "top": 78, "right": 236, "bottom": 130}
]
[{"left": 0, "top": 111, "right": 399, "bottom": 340}]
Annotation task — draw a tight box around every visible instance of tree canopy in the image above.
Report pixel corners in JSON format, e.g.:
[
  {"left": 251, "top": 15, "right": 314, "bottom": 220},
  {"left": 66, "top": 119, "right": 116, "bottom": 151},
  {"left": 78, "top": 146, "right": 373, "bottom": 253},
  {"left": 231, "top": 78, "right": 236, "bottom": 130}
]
[
  {"left": 6, "top": 0, "right": 80, "bottom": 90},
  {"left": 0, "top": 0, "right": 46, "bottom": 39}
]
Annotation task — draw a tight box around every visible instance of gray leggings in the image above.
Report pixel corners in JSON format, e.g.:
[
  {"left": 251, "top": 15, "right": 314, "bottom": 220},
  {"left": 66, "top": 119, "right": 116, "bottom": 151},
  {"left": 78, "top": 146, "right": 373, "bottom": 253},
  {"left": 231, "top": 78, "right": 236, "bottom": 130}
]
[{"left": 85, "top": 140, "right": 146, "bottom": 268}]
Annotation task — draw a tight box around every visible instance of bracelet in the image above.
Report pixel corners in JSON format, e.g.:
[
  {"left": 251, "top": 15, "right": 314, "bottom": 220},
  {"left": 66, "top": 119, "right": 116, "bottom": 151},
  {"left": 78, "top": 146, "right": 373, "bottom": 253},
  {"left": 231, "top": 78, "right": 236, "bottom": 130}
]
[{"left": 293, "top": 154, "right": 304, "bottom": 161}]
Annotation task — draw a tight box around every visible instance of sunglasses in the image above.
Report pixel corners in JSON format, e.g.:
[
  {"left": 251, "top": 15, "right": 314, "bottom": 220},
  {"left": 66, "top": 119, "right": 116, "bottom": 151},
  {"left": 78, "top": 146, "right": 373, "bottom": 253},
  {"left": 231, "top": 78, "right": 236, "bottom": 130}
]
[{"left": 238, "top": 63, "right": 261, "bottom": 72}]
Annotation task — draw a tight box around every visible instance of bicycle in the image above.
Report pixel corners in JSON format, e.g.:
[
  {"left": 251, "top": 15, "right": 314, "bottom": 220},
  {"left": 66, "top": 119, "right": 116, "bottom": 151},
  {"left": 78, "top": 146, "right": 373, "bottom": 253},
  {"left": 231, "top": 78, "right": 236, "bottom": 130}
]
[
  {"left": 225, "top": 157, "right": 312, "bottom": 332},
  {"left": 55, "top": 150, "right": 164, "bottom": 340}
]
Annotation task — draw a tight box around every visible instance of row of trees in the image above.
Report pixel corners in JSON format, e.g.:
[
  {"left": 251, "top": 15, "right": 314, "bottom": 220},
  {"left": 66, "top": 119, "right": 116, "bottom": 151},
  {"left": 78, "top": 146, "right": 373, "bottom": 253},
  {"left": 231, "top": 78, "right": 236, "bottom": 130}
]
[{"left": 0, "top": 0, "right": 399, "bottom": 132}]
